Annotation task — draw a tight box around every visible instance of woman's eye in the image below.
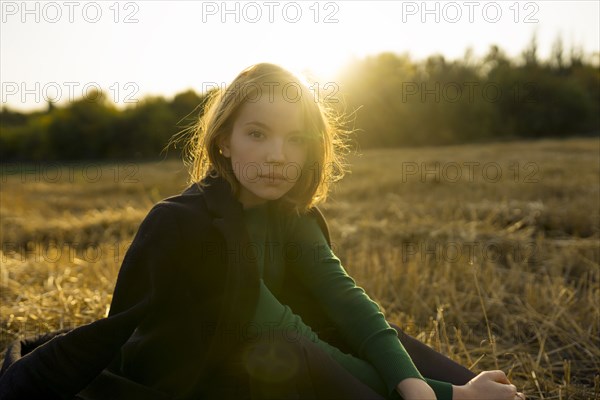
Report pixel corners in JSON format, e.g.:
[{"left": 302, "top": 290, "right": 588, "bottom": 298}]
[
  {"left": 290, "top": 135, "right": 307, "bottom": 144},
  {"left": 249, "top": 131, "right": 264, "bottom": 139}
]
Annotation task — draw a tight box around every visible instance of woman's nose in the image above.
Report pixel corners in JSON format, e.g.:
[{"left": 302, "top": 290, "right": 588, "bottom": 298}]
[{"left": 266, "top": 139, "right": 285, "bottom": 163}]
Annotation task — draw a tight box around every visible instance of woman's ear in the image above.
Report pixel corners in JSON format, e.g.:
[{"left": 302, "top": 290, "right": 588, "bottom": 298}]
[{"left": 218, "top": 136, "right": 231, "bottom": 158}]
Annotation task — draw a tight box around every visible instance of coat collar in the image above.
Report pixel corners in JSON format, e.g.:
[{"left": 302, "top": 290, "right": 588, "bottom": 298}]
[
  {"left": 198, "top": 173, "right": 244, "bottom": 219},
  {"left": 198, "top": 174, "right": 249, "bottom": 251},
  {"left": 191, "top": 174, "right": 261, "bottom": 348}
]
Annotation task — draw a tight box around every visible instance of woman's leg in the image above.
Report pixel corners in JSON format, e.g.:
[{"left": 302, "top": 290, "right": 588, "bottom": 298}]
[
  {"left": 243, "top": 335, "right": 385, "bottom": 400},
  {"left": 388, "top": 322, "right": 476, "bottom": 385},
  {"left": 239, "top": 331, "right": 387, "bottom": 400}
]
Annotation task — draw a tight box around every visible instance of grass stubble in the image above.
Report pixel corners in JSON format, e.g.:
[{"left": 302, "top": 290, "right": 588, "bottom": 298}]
[{"left": 1, "top": 137, "right": 598, "bottom": 399}]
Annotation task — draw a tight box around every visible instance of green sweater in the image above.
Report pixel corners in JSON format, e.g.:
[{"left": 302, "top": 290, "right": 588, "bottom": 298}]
[{"left": 242, "top": 202, "right": 453, "bottom": 400}]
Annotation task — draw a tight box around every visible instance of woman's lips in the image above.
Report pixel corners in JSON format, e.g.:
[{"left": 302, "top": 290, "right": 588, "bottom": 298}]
[{"left": 259, "top": 174, "right": 285, "bottom": 182}]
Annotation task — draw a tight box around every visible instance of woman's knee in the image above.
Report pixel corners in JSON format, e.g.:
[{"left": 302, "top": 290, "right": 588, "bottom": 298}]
[
  {"left": 242, "top": 330, "right": 305, "bottom": 376},
  {"left": 387, "top": 322, "right": 413, "bottom": 344},
  {"left": 239, "top": 331, "right": 318, "bottom": 399}
]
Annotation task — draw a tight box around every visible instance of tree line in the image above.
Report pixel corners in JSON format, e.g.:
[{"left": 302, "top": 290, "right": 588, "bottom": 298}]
[{"left": 1, "top": 37, "right": 598, "bottom": 161}]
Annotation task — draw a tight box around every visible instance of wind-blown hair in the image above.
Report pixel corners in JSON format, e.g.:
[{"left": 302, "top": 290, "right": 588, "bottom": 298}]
[{"left": 181, "top": 63, "right": 352, "bottom": 214}]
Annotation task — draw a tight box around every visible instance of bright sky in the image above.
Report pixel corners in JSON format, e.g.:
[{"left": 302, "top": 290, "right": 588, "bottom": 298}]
[{"left": 1, "top": 0, "right": 598, "bottom": 112}]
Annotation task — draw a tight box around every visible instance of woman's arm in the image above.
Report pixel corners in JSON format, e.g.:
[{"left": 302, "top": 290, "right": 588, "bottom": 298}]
[
  {"left": 286, "top": 213, "right": 436, "bottom": 398},
  {"left": 397, "top": 378, "right": 437, "bottom": 400}
]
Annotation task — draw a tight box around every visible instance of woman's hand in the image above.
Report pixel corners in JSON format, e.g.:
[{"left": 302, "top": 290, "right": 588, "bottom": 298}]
[
  {"left": 453, "top": 370, "right": 526, "bottom": 400},
  {"left": 396, "top": 377, "right": 437, "bottom": 400}
]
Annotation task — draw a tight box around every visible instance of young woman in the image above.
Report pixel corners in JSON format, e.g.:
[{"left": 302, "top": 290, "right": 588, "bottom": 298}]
[{"left": 0, "top": 63, "right": 525, "bottom": 400}]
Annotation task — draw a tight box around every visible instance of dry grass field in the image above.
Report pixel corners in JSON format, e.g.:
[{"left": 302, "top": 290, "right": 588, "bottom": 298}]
[{"left": 1, "top": 137, "right": 598, "bottom": 399}]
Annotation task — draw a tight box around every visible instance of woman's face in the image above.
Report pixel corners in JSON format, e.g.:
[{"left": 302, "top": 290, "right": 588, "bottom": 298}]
[{"left": 219, "top": 93, "right": 309, "bottom": 209}]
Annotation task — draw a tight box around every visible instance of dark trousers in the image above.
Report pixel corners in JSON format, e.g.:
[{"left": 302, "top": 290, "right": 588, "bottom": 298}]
[
  {"left": 1, "top": 321, "right": 476, "bottom": 399},
  {"left": 237, "top": 322, "right": 477, "bottom": 400}
]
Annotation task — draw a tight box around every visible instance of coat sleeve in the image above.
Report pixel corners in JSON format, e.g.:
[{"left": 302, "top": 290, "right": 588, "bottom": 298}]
[
  {"left": 0, "top": 204, "right": 184, "bottom": 400},
  {"left": 109, "top": 203, "right": 183, "bottom": 316}
]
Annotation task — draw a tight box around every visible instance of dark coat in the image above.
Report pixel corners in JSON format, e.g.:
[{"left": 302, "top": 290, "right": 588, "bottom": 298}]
[{"left": 0, "top": 174, "right": 350, "bottom": 399}]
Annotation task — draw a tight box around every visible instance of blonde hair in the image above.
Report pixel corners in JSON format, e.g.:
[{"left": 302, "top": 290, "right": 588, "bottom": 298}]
[{"left": 181, "top": 63, "right": 352, "bottom": 214}]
